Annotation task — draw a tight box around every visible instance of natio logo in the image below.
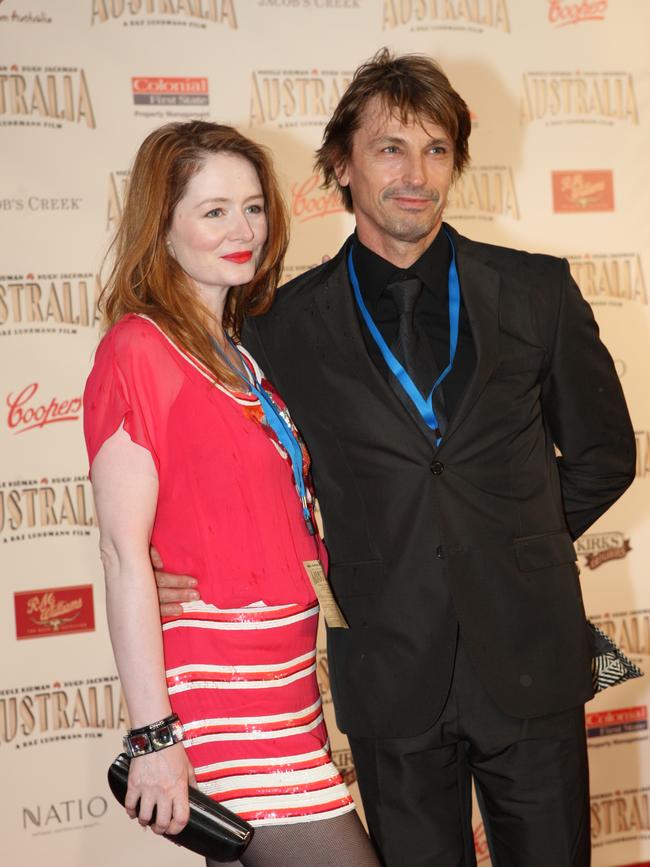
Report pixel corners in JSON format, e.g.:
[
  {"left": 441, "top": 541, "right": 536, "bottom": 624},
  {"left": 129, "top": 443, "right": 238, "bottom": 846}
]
[
  {"left": 291, "top": 175, "right": 344, "bottom": 224},
  {"left": 6, "top": 383, "right": 81, "bottom": 433},
  {"left": 548, "top": 0, "right": 608, "bottom": 28},
  {"left": 132, "top": 77, "right": 208, "bottom": 106},
  {"left": 586, "top": 705, "right": 647, "bottom": 739},
  {"left": 14, "top": 584, "right": 95, "bottom": 639},
  {"left": 552, "top": 170, "right": 614, "bottom": 212}
]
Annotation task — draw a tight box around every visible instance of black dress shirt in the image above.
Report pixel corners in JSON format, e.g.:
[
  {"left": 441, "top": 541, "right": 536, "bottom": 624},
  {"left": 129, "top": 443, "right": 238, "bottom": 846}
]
[{"left": 352, "top": 228, "right": 476, "bottom": 421}]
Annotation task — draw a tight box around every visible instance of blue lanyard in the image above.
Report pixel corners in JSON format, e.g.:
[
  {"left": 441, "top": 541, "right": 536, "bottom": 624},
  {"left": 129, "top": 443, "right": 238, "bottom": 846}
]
[
  {"left": 211, "top": 336, "right": 315, "bottom": 536},
  {"left": 348, "top": 228, "right": 460, "bottom": 445}
]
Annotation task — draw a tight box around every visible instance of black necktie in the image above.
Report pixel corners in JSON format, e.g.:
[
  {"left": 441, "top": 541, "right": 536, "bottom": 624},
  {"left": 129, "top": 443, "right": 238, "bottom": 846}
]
[{"left": 387, "top": 277, "right": 447, "bottom": 436}]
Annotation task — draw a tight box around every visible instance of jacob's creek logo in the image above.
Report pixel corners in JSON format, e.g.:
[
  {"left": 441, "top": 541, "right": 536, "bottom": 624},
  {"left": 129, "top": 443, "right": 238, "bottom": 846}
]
[
  {"left": 521, "top": 72, "right": 638, "bottom": 125},
  {"left": 15, "top": 585, "right": 95, "bottom": 639},
  {"left": 91, "top": 0, "right": 238, "bottom": 28},
  {"left": 1, "top": 476, "right": 96, "bottom": 543},
  {"left": 576, "top": 532, "right": 631, "bottom": 570},
  {"left": 0, "top": 675, "right": 127, "bottom": 750},
  {"left": 0, "top": 273, "right": 101, "bottom": 335},
  {"left": 569, "top": 254, "right": 647, "bottom": 306},
  {"left": 23, "top": 794, "right": 108, "bottom": 836},
  {"left": 446, "top": 166, "right": 519, "bottom": 220},
  {"left": 548, "top": 0, "right": 608, "bottom": 28},
  {"left": 5, "top": 384, "right": 81, "bottom": 435},
  {"left": 636, "top": 431, "right": 650, "bottom": 478},
  {"left": 586, "top": 706, "right": 648, "bottom": 740},
  {"left": 382, "top": 0, "right": 510, "bottom": 32},
  {"left": 331, "top": 748, "right": 356, "bottom": 786},
  {"left": 0, "top": 65, "right": 95, "bottom": 129},
  {"left": 552, "top": 170, "right": 614, "bottom": 213},
  {"left": 590, "top": 610, "right": 650, "bottom": 660},
  {"left": 291, "top": 174, "right": 345, "bottom": 224},
  {"left": 591, "top": 788, "right": 650, "bottom": 847},
  {"left": 250, "top": 70, "right": 352, "bottom": 128}
]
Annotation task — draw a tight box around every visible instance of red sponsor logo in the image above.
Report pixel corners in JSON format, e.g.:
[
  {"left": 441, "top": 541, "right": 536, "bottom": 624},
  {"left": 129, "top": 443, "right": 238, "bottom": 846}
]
[
  {"left": 548, "top": 0, "right": 608, "bottom": 28},
  {"left": 131, "top": 77, "right": 208, "bottom": 94},
  {"left": 473, "top": 822, "right": 491, "bottom": 862},
  {"left": 586, "top": 706, "right": 647, "bottom": 728},
  {"left": 552, "top": 170, "right": 614, "bottom": 212},
  {"left": 6, "top": 383, "right": 81, "bottom": 433},
  {"left": 14, "top": 584, "right": 95, "bottom": 639},
  {"left": 291, "top": 175, "right": 345, "bottom": 224}
]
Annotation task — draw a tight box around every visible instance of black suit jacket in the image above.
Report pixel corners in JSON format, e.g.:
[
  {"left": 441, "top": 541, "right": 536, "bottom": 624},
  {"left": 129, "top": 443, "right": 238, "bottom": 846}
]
[{"left": 243, "top": 224, "right": 636, "bottom": 738}]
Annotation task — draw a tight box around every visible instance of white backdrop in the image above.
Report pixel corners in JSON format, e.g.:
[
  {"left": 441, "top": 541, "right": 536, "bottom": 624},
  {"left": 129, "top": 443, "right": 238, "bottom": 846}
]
[{"left": 1, "top": 1, "right": 649, "bottom": 865}]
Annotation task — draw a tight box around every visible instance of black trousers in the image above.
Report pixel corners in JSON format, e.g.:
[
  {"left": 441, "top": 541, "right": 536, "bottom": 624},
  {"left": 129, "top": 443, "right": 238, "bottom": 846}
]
[{"left": 348, "top": 636, "right": 590, "bottom": 867}]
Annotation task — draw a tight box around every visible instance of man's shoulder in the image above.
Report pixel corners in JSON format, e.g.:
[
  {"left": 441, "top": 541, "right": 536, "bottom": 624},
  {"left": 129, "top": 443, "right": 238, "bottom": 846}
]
[{"left": 453, "top": 227, "right": 565, "bottom": 282}]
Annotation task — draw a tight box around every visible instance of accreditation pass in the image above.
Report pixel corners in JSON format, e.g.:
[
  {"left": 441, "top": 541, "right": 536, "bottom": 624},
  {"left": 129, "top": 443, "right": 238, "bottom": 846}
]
[{"left": 303, "top": 560, "right": 349, "bottom": 629}]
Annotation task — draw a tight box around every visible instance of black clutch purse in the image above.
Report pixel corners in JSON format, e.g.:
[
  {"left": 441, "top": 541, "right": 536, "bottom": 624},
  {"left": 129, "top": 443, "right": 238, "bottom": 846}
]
[{"left": 107, "top": 753, "right": 254, "bottom": 861}]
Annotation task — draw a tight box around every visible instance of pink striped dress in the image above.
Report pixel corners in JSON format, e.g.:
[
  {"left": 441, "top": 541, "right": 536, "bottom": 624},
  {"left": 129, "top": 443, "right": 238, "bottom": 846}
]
[{"left": 83, "top": 314, "right": 354, "bottom": 826}]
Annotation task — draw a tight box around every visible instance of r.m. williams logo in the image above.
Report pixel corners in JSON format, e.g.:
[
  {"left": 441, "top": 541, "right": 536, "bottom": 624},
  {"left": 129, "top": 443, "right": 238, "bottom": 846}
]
[
  {"left": 91, "top": 0, "right": 238, "bottom": 29},
  {"left": 576, "top": 532, "right": 632, "bottom": 570},
  {"left": 586, "top": 706, "right": 648, "bottom": 739},
  {"left": 0, "top": 65, "right": 95, "bottom": 129},
  {"left": 521, "top": 72, "right": 638, "bottom": 125},
  {"left": 291, "top": 174, "right": 345, "bottom": 225},
  {"left": 590, "top": 610, "right": 650, "bottom": 659},
  {"left": 331, "top": 748, "right": 356, "bottom": 787},
  {"left": 382, "top": 0, "right": 510, "bottom": 32},
  {"left": 591, "top": 788, "right": 650, "bottom": 847},
  {"left": 568, "top": 253, "right": 647, "bottom": 306},
  {"left": 1, "top": 475, "right": 96, "bottom": 543},
  {"left": 446, "top": 166, "right": 519, "bottom": 220},
  {"left": 0, "top": 272, "right": 101, "bottom": 335},
  {"left": 5, "top": 383, "right": 81, "bottom": 434},
  {"left": 636, "top": 430, "right": 650, "bottom": 478},
  {"left": 552, "top": 170, "right": 614, "bottom": 213},
  {"left": 548, "top": 0, "right": 608, "bottom": 28},
  {"left": 14, "top": 585, "right": 95, "bottom": 639},
  {"left": 250, "top": 70, "right": 351, "bottom": 128}
]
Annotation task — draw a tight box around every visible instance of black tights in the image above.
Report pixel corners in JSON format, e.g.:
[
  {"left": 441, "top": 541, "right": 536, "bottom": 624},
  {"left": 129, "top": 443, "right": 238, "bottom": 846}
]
[{"left": 206, "top": 810, "right": 381, "bottom": 867}]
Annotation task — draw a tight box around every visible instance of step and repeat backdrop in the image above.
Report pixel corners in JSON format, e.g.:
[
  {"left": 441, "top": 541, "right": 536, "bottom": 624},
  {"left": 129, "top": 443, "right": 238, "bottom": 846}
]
[{"left": 1, "top": 1, "right": 649, "bottom": 865}]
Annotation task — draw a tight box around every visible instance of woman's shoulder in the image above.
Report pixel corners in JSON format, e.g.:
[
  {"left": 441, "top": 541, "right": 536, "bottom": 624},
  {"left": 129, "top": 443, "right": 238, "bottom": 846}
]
[{"left": 98, "top": 314, "right": 175, "bottom": 362}]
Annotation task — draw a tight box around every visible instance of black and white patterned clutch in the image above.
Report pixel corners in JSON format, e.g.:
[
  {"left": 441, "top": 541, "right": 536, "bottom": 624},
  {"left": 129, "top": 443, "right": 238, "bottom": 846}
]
[{"left": 589, "top": 621, "right": 644, "bottom": 693}]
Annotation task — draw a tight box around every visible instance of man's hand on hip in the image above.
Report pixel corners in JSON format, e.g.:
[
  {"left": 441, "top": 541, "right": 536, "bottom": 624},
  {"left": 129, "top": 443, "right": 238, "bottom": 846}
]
[{"left": 151, "top": 545, "right": 200, "bottom": 617}]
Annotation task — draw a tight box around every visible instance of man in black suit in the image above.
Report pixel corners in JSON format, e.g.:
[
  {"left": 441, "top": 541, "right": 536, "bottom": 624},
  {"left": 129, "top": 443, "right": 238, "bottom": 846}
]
[{"left": 157, "top": 50, "right": 635, "bottom": 866}]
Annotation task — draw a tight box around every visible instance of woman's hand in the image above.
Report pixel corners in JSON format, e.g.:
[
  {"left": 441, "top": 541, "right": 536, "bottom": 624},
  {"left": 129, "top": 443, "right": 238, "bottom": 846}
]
[{"left": 125, "top": 742, "right": 197, "bottom": 835}]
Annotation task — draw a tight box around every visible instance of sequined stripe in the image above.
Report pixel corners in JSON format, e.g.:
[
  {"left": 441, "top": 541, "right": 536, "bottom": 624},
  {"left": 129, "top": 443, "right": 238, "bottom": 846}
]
[
  {"left": 218, "top": 788, "right": 354, "bottom": 821},
  {"left": 200, "top": 766, "right": 344, "bottom": 801},
  {"left": 183, "top": 712, "right": 325, "bottom": 746},
  {"left": 169, "top": 663, "right": 316, "bottom": 694},
  {"left": 193, "top": 749, "right": 332, "bottom": 783},
  {"left": 162, "top": 605, "right": 318, "bottom": 632},
  {"left": 166, "top": 649, "right": 316, "bottom": 687},
  {"left": 182, "top": 699, "right": 322, "bottom": 738},
  {"left": 249, "top": 802, "right": 356, "bottom": 826},
  {"left": 165, "top": 600, "right": 311, "bottom": 623}
]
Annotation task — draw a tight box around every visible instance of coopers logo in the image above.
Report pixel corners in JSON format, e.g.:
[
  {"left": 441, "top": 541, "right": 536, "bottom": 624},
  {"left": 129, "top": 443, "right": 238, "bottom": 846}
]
[
  {"left": 5, "top": 384, "right": 81, "bottom": 434},
  {"left": 249, "top": 70, "right": 352, "bottom": 128},
  {"left": 548, "top": 0, "right": 608, "bottom": 28},
  {"left": 521, "top": 72, "right": 638, "bottom": 125},
  {"left": 91, "top": 0, "right": 238, "bottom": 28},
  {"left": 569, "top": 254, "right": 647, "bottom": 306},
  {"left": 576, "top": 532, "right": 632, "bottom": 570},
  {"left": 591, "top": 788, "right": 650, "bottom": 847},
  {"left": 132, "top": 76, "right": 209, "bottom": 106},
  {"left": 382, "top": 0, "right": 510, "bottom": 32},
  {"left": 552, "top": 170, "right": 614, "bottom": 212},
  {"left": 0, "top": 272, "right": 101, "bottom": 335},
  {"left": 291, "top": 175, "right": 344, "bottom": 224},
  {"left": 0, "top": 65, "right": 95, "bottom": 129},
  {"left": 586, "top": 706, "right": 648, "bottom": 739},
  {"left": 447, "top": 166, "right": 519, "bottom": 220},
  {"left": 14, "top": 585, "right": 95, "bottom": 639}
]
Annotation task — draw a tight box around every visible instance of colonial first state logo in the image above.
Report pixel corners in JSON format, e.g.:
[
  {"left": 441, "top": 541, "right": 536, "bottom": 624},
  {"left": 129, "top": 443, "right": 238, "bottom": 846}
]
[
  {"left": 576, "top": 532, "right": 631, "bottom": 570},
  {"left": 250, "top": 70, "right": 352, "bottom": 128},
  {"left": 446, "top": 166, "right": 519, "bottom": 220},
  {"left": 91, "top": 0, "right": 238, "bottom": 28},
  {"left": 0, "top": 65, "right": 95, "bottom": 129},
  {"left": 569, "top": 254, "right": 647, "bottom": 306},
  {"left": 0, "top": 273, "right": 101, "bottom": 335},
  {"left": 14, "top": 585, "right": 95, "bottom": 639},
  {"left": 552, "top": 170, "right": 614, "bottom": 213},
  {"left": 521, "top": 72, "right": 639, "bottom": 125},
  {"left": 132, "top": 76, "right": 210, "bottom": 121},
  {"left": 382, "top": 0, "right": 510, "bottom": 32},
  {"left": 586, "top": 706, "right": 648, "bottom": 739}
]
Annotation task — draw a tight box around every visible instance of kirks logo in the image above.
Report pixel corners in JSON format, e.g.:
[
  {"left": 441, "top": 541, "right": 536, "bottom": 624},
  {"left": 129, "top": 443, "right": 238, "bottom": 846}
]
[
  {"left": 521, "top": 72, "right": 638, "bottom": 125},
  {"left": 23, "top": 795, "right": 108, "bottom": 834},
  {"left": 291, "top": 174, "right": 344, "bottom": 224},
  {"left": 0, "top": 675, "right": 128, "bottom": 749},
  {"left": 382, "top": 0, "right": 510, "bottom": 32},
  {"left": 0, "top": 273, "right": 101, "bottom": 334},
  {"left": 552, "top": 170, "right": 614, "bottom": 213},
  {"left": 1, "top": 476, "right": 96, "bottom": 542},
  {"left": 331, "top": 748, "right": 356, "bottom": 787},
  {"left": 590, "top": 610, "right": 650, "bottom": 659},
  {"left": 91, "top": 0, "right": 238, "bottom": 28},
  {"left": 548, "top": 0, "right": 608, "bottom": 28},
  {"left": 568, "top": 253, "right": 647, "bottom": 306},
  {"left": 473, "top": 822, "right": 491, "bottom": 863},
  {"left": 586, "top": 706, "right": 648, "bottom": 739},
  {"left": 107, "top": 170, "right": 129, "bottom": 232},
  {"left": 250, "top": 70, "right": 352, "bottom": 128},
  {"left": 132, "top": 76, "right": 209, "bottom": 106},
  {"left": 15, "top": 585, "right": 95, "bottom": 639},
  {"left": 447, "top": 166, "right": 519, "bottom": 220},
  {"left": 5, "top": 383, "right": 82, "bottom": 434},
  {"left": 576, "top": 532, "right": 632, "bottom": 570},
  {"left": 591, "top": 788, "right": 650, "bottom": 844},
  {"left": 635, "top": 431, "right": 650, "bottom": 478},
  {"left": 0, "top": 65, "right": 95, "bottom": 129}
]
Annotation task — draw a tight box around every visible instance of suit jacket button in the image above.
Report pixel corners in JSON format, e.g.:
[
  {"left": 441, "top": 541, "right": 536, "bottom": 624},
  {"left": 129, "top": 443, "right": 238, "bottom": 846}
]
[
  {"left": 430, "top": 461, "right": 444, "bottom": 476},
  {"left": 519, "top": 674, "right": 533, "bottom": 687},
  {"left": 436, "top": 545, "right": 444, "bottom": 559}
]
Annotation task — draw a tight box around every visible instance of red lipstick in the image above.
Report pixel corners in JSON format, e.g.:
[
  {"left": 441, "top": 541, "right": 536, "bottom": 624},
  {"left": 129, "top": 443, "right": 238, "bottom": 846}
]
[{"left": 222, "top": 251, "right": 253, "bottom": 264}]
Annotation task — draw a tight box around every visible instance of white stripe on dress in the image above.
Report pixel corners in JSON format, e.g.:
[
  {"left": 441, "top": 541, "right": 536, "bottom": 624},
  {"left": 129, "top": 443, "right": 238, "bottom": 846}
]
[
  {"left": 182, "top": 699, "right": 322, "bottom": 734},
  {"left": 163, "top": 606, "right": 318, "bottom": 632},
  {"left": 193, "top": 742, "right": 331, "bottom": 776},
  {"left": 166, "top": 649, "right": 316, "bottom": 678},
  {"left": 184, "top": 713, "right": 325, "bottom": 746},
  {"left": 169, "top": 664, "right": 316, "bottom": 693}
]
